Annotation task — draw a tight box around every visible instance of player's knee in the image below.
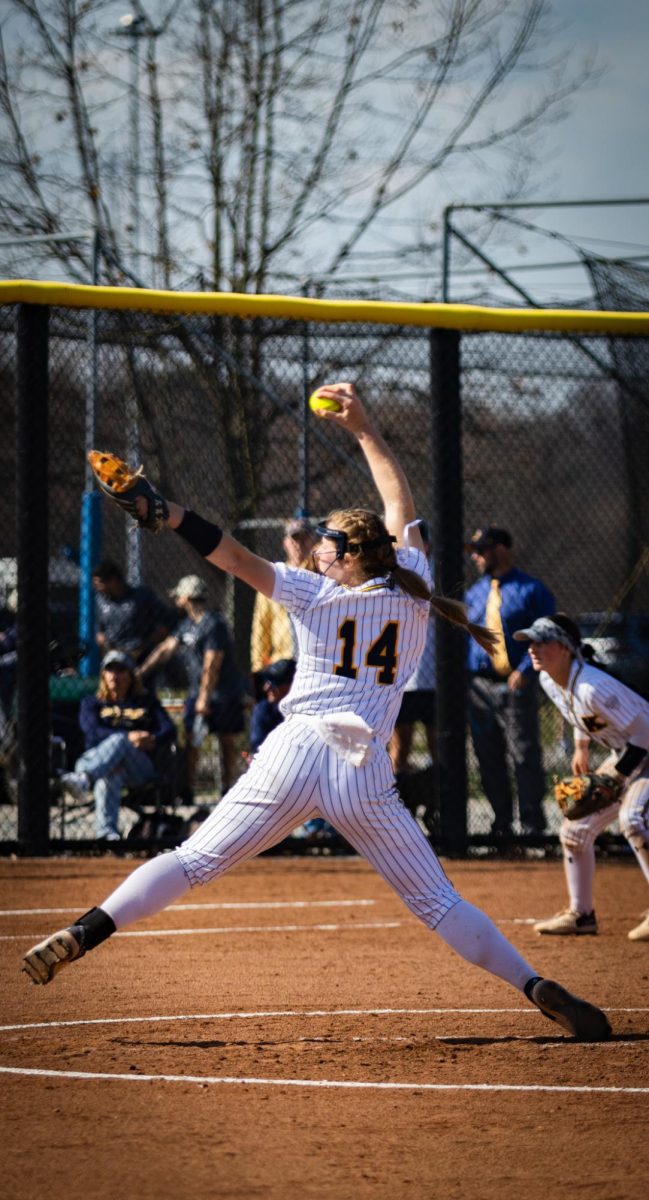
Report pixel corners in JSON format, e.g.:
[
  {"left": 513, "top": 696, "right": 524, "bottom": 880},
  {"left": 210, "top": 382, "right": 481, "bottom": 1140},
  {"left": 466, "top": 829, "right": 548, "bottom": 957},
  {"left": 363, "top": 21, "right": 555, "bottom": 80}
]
[
  {"left": 559, "top": 821, "right": 592, "bottom": 853},
  {"left": 105, "top": 731, "right": 129, "bottom": 751},
  {"left": 618, "top": 793, "right": 648, "bottom": 838},
  {"left": 404, "top": 883, "right": 461, "bottom": 928}
]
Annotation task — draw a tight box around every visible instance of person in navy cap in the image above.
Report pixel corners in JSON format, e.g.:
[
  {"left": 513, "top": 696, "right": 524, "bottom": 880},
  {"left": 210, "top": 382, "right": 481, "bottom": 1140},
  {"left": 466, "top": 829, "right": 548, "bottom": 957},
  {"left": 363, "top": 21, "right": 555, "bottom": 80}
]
[
  {"left": 249, "top": 657, "right": 296, "bottom": 754},
  {"left": 465, "top": 526, "right": 555, "bottom": 839}
]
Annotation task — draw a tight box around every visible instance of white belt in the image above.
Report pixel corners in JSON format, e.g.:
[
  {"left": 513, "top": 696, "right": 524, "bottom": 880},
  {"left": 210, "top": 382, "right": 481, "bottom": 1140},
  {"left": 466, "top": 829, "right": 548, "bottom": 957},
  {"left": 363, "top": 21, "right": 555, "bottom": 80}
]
[{"left": 297, "top": 711, "right": 375, "bottom": 767}]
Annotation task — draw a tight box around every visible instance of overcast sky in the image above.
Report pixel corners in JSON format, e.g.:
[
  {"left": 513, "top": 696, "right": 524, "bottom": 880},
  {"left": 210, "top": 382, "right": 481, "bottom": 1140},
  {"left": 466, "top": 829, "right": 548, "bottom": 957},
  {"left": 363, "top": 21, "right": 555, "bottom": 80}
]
[
  {"left": 455, "top": 0, "right": 649, "bottom": 305},
  {"left": 553, "top": 0, "right": 647, "bottom": 199},
  {"left": 2, "top": 0, "right": 647, "bottom": 306}
]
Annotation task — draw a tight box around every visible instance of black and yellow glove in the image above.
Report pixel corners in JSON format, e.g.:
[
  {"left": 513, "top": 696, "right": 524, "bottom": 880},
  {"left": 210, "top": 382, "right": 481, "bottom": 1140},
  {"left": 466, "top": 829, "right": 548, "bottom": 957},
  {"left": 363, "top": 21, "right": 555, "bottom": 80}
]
[
  {"left": 88, "top": 451, "right": 169, "bottom": 533},
  {"left": 554, "top": 773, "right": 622, "bottom": 821}
]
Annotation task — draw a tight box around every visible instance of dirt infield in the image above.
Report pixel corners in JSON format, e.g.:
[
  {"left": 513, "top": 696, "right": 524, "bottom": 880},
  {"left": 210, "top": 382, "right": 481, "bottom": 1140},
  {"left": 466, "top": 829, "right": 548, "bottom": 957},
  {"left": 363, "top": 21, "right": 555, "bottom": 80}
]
[{"left": 1, "top": 853, "right": 647, "bottom": 1200}]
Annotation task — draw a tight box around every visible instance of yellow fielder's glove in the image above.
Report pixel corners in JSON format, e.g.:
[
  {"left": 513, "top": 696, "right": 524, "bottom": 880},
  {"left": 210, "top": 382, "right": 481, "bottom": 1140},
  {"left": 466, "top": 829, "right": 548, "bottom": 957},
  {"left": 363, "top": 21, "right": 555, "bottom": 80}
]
[
  {"left": 554, "top": 773, "right": 622, "bottom": 821},
  {"left": 88, "top": 451, "right": 169, "bottom": 533}
]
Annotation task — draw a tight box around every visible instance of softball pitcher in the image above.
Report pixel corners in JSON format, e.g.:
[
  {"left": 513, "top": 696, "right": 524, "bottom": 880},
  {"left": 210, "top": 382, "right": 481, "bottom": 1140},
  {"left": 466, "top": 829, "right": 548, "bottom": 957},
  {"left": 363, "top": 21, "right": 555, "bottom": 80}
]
[
  {"left": 514, "top": 613, "right": 649, "bottom": 940},
  {"left": 22, "top": 384, "right": 611, "bottom": 1040}
]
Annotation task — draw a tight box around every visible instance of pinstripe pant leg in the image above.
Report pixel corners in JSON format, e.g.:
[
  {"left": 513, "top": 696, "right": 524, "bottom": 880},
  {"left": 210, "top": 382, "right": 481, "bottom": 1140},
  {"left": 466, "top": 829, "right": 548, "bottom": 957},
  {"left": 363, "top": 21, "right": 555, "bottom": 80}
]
[
  {"left": 618, "top": 762, "right": 649, "bottom": 840},
  {"left": 319, "top": 743, "right": 461, "bottom": 929},
  {"left": 560, "top": 801, "right": 621, "bottom": 852},
  {"left": 176, "top": 721, "right": 324, "bottom": 887}
]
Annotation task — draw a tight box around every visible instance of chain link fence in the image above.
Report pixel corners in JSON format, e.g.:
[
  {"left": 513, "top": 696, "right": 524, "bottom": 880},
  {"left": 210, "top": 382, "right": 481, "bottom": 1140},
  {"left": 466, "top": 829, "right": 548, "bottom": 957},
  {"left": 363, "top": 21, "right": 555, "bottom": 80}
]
[{"left": 1, "top": 298, "right": 648, "bottom": 852}]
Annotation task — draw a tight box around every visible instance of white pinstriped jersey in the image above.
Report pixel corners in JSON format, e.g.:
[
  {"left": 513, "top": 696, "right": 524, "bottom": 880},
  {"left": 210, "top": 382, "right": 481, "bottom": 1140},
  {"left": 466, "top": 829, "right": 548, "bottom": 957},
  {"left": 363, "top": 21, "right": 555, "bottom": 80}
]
[
  {"left": 272, "top": 546, "right": 431, "bottom": 743},
  {"left": 404, "top": 573, "right": 436, "bottom": 692},
  {"left": 540, "top": 660, "right": 649, "bottom": 754}
]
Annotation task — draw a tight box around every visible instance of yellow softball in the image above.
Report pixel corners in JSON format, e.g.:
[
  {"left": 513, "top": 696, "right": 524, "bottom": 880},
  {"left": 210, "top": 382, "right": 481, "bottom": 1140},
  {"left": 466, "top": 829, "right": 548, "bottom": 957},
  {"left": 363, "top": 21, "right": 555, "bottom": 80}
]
[{"left": 308, "top": 389, "right": 342, "bottom": 413}]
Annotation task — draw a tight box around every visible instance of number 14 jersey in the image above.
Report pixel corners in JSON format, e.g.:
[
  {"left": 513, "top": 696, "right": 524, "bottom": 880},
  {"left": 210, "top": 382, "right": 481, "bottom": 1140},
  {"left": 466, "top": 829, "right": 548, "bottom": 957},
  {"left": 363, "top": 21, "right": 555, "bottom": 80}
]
[{"left": 273, "top": 546, "right": 431, "bottom": 743}]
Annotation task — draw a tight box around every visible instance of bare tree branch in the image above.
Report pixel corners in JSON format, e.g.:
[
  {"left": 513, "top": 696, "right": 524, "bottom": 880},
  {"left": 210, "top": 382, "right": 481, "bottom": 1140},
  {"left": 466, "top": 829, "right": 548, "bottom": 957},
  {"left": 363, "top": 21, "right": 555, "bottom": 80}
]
[
  {"left": 145, "top": 32, "right": 173, "bottom": 287},
  {"left": 0, "top": 0, "right": 598, "bottom": 292}
]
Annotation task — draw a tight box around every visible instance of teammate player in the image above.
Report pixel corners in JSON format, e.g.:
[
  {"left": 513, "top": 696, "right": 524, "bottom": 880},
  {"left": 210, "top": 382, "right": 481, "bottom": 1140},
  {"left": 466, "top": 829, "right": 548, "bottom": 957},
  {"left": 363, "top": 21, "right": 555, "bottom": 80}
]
[
  {"left": 22, "top": 384, "right": 611, "bottom": 1040},
  {"left": 513, "top": 613, "right": 649, "bottom": 940}
]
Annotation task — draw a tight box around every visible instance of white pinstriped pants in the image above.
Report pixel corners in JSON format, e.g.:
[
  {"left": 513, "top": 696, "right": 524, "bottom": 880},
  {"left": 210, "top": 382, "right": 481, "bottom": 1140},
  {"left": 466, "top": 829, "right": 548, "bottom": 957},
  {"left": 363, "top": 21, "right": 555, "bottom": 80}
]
[{"left": 176, "top": 716, "right": 460, "bottom": 929}]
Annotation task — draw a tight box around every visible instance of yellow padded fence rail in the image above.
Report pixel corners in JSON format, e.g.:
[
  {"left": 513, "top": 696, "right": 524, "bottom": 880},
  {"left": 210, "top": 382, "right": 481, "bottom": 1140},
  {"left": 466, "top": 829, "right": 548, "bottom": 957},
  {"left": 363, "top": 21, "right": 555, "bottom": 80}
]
[{"left": 1, "top": 279, "right": 649, "bottom": 335}]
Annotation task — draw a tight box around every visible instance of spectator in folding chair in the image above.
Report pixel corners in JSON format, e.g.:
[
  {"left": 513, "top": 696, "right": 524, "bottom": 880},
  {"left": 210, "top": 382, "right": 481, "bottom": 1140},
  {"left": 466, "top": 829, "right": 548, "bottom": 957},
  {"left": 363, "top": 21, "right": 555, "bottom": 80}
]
[{"left": 60, "top": 649, "right": 175, "bottom": 842}]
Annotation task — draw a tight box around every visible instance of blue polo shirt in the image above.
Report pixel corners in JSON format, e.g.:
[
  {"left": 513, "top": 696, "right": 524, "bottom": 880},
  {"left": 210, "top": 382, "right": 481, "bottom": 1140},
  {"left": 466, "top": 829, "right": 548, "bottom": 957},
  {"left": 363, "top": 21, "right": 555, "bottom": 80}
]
[{"left": 465, "top": 568, "right": 555, "bottom": 676}]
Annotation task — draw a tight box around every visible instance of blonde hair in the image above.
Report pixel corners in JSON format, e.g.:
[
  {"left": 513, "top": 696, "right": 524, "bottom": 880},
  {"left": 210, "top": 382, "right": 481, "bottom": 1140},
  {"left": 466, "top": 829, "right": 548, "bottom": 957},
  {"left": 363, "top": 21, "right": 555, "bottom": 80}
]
[
  {"left": 317, "top": 508, "right": 498, "bottom": 654},
  {"left": 97, "top": 667, "right": 146, "bottom": 700}
]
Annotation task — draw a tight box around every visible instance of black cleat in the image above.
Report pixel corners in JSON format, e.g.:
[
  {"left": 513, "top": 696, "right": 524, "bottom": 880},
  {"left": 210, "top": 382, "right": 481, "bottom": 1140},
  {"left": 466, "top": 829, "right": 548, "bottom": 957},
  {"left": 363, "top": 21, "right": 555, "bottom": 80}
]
[{"left": 530, "top": 978, "right": 611, "bottom": 1042}]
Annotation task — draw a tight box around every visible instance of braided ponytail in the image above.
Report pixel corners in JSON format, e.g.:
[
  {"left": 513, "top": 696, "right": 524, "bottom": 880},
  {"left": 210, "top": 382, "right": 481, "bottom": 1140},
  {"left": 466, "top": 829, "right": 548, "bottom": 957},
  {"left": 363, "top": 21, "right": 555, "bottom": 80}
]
[{"left": 429, "top": 596, "right": 499, "bottom": 654}]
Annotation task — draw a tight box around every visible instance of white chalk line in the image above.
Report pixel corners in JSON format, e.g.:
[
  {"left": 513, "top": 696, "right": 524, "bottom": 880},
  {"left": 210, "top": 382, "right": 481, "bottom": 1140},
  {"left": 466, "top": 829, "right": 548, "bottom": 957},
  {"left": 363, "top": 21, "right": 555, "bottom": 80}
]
[
  {"left": 0, "top": 899, "right": 376, "bottom": 917},
  {"left": 503, "top": 918, "right": 544, "bottom": 925},
  {"left": 2, "top": 1006, "right": 647, "bottom": 1034},
  {"left": 0, "top": 1065, "right": 646, "bottom": 1094},
  {"left": 2, "top": 920, "right": 401, "bottom": 943},
  {"left": 4, "top": 1010, "right": 645, "bottom": 1091},
  {"left": 499, "top": 918, "right": 644, "bottom": 926},
  {"left": 4, "top": 910, "right": 645, "bottom": 936},
  {"left": 0, "top": 1007, "right": 538, "bottom": 1033}
]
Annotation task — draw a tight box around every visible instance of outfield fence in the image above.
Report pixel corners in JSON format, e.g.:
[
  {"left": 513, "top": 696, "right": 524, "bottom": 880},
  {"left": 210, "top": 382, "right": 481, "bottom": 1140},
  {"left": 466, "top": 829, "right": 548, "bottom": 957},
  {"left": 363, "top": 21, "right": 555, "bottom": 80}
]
[{"left": 1, "top": 284, "right": 648, "bottom": 853}]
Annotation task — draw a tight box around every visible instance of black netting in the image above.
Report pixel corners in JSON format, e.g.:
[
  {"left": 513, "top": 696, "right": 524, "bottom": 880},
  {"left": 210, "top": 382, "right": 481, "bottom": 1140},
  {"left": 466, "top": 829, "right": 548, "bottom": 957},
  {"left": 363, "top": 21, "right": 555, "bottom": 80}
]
[
  {"left": 462, "top": 330, "right": 649, "bottom": 613},
  {"left": 1, "top": 301, "right": 647, "bottom": 849},
  {"left": 584, "top": 259, "right": 649, "bottom": 611},
  {"left": 462, "top": 326, "right": 649, "bottom": 837},
  {"left": 586, "top": 258, "right": 649, "bottom": 313}
]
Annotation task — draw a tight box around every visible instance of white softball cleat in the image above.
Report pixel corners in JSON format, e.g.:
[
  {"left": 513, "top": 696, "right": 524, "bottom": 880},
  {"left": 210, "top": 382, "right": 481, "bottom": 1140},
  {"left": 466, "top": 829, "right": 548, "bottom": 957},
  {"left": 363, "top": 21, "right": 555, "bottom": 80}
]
[
  {"left": 533, "top": 909, "right": 598, "bottom": 935},
  {"left": 22, "top": 926, "right": 85, "bottom": 985},
  {"left": 628, "top": 911, "right": 649, "bottom": 942}
]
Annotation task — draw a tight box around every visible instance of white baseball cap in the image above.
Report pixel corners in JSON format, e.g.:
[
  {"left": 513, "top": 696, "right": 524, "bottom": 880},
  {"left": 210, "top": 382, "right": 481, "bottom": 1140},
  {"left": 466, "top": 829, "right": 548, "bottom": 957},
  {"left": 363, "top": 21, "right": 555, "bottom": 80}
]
[{"left": 170, "top": 574, "right": 207, "bottom": 600}]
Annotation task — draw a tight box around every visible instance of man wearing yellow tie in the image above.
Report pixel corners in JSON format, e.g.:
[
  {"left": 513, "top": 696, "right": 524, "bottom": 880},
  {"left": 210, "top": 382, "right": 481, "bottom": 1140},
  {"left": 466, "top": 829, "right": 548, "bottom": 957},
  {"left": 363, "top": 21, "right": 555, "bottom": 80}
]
[{"left": 465, "top": 527, "right": 556, "bottom": 840}]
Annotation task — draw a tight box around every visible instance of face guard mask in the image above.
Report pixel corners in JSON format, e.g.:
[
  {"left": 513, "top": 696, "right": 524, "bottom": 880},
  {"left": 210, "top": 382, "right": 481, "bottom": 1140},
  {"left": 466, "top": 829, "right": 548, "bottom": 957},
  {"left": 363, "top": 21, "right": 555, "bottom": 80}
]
[
  {"left": 315, "top": 523, "right": 396, "bottom": 561},
  {"left": 315, "top": 523, "right": 349, "bottom": 559}
]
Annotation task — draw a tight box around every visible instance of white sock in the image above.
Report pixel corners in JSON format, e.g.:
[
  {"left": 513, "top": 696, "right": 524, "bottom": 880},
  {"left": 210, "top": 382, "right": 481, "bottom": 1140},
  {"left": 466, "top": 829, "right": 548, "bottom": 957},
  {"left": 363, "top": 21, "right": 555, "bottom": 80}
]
[
  {"left": 100, "top": 851, "right": 190, "bottom": 929},
  {"left": 562, "top": 847, "right": 595, "bottom": 914},
  {"left": 435, "top": 899, "right": 537, "bottom": 992}
]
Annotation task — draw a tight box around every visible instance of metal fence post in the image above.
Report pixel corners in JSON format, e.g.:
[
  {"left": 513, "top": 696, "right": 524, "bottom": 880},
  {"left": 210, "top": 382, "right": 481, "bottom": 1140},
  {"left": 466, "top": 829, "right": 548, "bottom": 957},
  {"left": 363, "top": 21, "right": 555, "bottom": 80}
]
[
  {"left": 16, "top": 303, "right": 50, "bottom": 854},
  {"left": 430, "top": 327, "right": 468, "bottom": 853},
  {"left": 298, "top": 317, "right": 311, "bottom": 518},
  {"left": 79, "top": 233, "right": 102, "bottom": 678},
  {"left": 79, "top": 491, "right": 102, "bottom": 677}
]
